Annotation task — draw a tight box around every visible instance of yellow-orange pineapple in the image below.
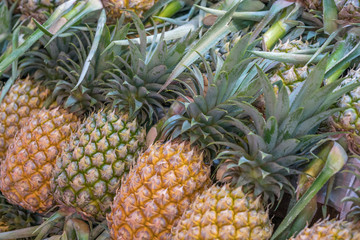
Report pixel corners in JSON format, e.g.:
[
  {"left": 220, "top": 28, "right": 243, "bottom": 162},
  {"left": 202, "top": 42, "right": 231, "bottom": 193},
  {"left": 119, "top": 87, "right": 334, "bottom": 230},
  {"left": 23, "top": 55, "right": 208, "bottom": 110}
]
[
  {"left": 0, "top": 78, "right": 50, "bottom": 160},
  {"left": 107, "top": 34, "right": 262, "bottom": 240},
  {"left": 0, "top": 108, "right": 78, "bottom": 213},
  {"left": 173, "top": 185, "right": 272, "bottom": 240},
  {"left": 107, "top": 142, "right": 211, "bottom": 239}
]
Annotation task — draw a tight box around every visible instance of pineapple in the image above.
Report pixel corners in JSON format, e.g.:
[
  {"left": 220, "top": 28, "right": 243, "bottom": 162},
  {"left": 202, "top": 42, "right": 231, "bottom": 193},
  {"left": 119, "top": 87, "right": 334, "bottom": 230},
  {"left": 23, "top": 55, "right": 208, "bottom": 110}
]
[
  {"left": 291, "top": 219, "right": 360, "bottom": 239},
  {"left": 173, "top": 185, "right": 272, "bottom": 240},
  {"left": 0, "top": 78, "right": 50, "bottom": 160},
  {"left": 171, "top": 56, "right": 360, "bottom": 239},
  {"left": 18, "top": 0, "right": 159, "bottom": 22},
  {"left": 269, "top": 39, "right": 316, "bottom": 95},
  {"left": 107, "top": 34, "right": 274, "bottom": 239},
  {"left": 0, "top": 107, "right": 78, "bottom": 213},
  {"left": 0, "top": 30, "right": 104, "bottom": 215},
  {"left": 107, "top": 141, "right": 211, "bottom": 239},
  {"left": 49, "top": 17, "right": 196, "bottom": 221}
]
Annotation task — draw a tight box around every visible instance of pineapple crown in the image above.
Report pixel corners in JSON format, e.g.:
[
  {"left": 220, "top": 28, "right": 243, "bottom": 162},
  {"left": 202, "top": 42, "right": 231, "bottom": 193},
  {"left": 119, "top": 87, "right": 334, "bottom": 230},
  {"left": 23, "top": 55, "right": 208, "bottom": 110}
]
[
  {"left": 218, "top": 56, "right": 360, "bottom": 204},
  {"left": 160, "top": 34, "right": 274, "bottom": 159},
  {"left": 20, "top": 21, "right": 128, "bottom": 115},
  {"left": 105, "top": 13, "right": 198, "bottom": 127}
]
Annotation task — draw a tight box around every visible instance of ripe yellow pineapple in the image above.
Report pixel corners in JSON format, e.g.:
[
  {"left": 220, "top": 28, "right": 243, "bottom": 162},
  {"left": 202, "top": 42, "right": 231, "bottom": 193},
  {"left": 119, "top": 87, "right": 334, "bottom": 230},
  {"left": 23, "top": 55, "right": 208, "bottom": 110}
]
[
  {"left": 107, "top": 142, "right": 211, "bottom": 239},
  {"left": 172, "top": 56, "right": 358, "bottom": 239},
  {"left": 107, "top": 34, "right": 270, "bottom": 240},
  {"left": 173, "top": 185, "right": 272, "bottom": 240},
  {"left": 0, "top": 107, "right": 78, "bottom": 213},
  {"left": 290, "top": 219, "right": 360, "bottom": 239},
  {"left": 0, "top": 78, "right": 50, "bottom": 160}
]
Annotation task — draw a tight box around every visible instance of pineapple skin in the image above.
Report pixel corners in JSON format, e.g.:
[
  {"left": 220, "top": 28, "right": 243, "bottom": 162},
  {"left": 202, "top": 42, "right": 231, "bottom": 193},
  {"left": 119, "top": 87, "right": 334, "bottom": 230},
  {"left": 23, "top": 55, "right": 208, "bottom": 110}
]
[
  {"left": 0, "top": 79, "right": 50, "bottom": 160},
  {"left": 291, "top": 219, "right": 360, "bottom": 240},
  {"left": 103, "top": 0, "right": 158, "bottom": 20},
  {"left": 0, "top": 108, "right": 78, "bottom": 213},
  {"left": 172, "top": 185, "right": 273, "bottom": 240},
  {"left": 107, "top": 141, "right": 211, "bottom": 240},
  {"left": 51, "top": 110, "right": 146, "bottom": 221},
  {"left": 20, "top": 0, "right": 159, "bottom": 22}
]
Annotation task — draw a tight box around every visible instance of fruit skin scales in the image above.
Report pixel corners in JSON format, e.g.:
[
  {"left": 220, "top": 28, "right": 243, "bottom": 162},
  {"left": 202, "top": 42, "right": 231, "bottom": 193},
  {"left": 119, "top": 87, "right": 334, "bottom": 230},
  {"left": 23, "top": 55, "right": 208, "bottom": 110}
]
[
  {"left": 290, "top": 219, "right": 360, "bottom": 240},
  {"left": 19, "top": 0, "right": 159, "bottom": 22},
  {"left": 107, "top": 141, "right": 211, "bottom": 239},
  {"left": 51, "top": 110, "right": 146, "bottom": 220},
  {"left": 0, "top": 78, "right": 50, "bottom": 159},
  {"left": 0, "top": 107, "right": 78, "bottom": 213},
  {"left": 173, "top": 185, "right": 272, "bottom": 240}
]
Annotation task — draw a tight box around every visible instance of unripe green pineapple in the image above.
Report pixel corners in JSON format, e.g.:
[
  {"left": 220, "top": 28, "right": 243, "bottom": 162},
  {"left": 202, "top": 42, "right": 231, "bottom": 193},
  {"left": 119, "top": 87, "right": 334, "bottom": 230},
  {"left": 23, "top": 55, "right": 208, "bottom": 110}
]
[
  {"left": 51, "top": 110, "right": 146, "bottom": 220},
  {"left": 269, "top": 39, "right": 315, "bottom": 94}
]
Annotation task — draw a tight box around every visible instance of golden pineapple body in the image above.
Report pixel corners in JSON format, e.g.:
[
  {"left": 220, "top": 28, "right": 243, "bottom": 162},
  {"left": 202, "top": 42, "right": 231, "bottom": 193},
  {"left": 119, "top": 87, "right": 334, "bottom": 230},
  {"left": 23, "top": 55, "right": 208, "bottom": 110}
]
[
  {"left": 172, "top": 185, "right": 273, "bottom": 240},
  {"left": 107, "top": 141, "right": 211, "bottom": 240},
  {"left": 0, "top": 108, "right": 78, "bottom": 213},
  {"left": 291, "top": 219, "right": 360, "bottom": 240},
  {"left": 51, "top": 110, "right": 146, "bottom": 220},
  {"left": 0, "top": 79, "right": 49, "bottom": 159}
]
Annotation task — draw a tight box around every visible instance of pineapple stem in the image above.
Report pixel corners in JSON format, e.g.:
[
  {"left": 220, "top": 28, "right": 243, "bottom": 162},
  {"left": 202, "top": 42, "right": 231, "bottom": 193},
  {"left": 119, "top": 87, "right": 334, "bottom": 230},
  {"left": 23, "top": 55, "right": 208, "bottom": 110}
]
[
  {"left": 155, "top": 0, "right": 185, "bottom": 22},
  {"left": 280, "top": 145, "right": 331, "bottom": 240},
  {"left": 271, "top": 141, "right": 348, "bottom": 240},
  {"left": 262, "top": 2, "right": 302, "bottom": 50},
  {"left": 323, "top": 0, "right": 338, "bottom": 35}
]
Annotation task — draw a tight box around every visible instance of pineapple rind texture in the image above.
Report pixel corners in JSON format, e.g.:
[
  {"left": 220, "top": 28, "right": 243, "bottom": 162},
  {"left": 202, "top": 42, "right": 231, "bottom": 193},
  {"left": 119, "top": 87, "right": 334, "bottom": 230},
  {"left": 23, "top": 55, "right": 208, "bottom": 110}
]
[
  {"left": 290, "top": 219, "right": 360, "bottom": 240},
  {"left": 0, "top": 79, "right": 50, "bottom": 159},
  {"left": 51, "top": 110, "right": 146, "bottom": 220},
  {"left": 172, "top": 185, "right": 273, "bottom": 240},
  {"left": 103, "top": 0, "right": 158, "bottom": 20},
  {"left": 0, "top": 108, "right": 78, "bottom": 213},
  {"left": 107, "top": 141, "right": 211, "bottom": 240}
]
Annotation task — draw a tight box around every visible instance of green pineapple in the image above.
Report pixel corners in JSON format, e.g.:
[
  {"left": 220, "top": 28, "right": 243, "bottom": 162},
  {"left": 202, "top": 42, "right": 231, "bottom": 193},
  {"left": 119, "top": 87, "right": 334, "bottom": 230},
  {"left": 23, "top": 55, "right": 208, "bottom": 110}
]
[
  {"left": 269, "top": 39, "right": 316, "bottom": 94},
  {"left": 50, "top": 16, "right": 197, "bottom": 222}
]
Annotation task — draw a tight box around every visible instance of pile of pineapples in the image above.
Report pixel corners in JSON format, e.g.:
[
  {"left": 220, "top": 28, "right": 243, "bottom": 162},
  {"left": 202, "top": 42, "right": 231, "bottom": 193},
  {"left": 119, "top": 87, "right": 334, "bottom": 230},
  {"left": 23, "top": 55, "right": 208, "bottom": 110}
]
[{"left": 0, "top": 0, "right": 360, "bottom": 239}]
